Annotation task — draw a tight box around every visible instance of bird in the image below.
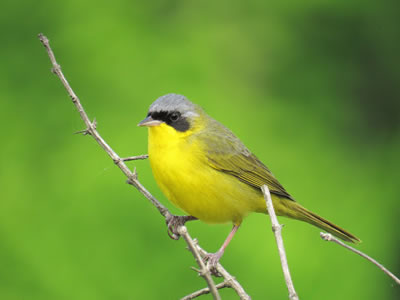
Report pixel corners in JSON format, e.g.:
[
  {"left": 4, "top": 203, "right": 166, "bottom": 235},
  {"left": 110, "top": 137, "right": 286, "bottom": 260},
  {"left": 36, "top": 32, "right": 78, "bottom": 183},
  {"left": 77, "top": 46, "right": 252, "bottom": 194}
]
[{"left": 138, "top": 93, "right": 360, "bottom": 267}]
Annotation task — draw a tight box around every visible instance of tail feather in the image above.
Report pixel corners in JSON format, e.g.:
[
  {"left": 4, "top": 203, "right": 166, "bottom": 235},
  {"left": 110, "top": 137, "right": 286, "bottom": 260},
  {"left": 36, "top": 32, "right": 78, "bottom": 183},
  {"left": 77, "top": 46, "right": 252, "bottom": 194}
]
[{"left": 289, "top": 202, "right": 361, "bottom": 244}]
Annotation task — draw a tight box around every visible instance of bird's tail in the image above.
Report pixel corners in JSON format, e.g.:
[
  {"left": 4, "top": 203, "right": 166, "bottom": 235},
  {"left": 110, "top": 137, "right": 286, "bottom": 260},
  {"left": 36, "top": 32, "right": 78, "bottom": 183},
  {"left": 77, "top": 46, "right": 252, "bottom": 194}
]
[{"left": 285, "top": 201, "right": 361, "bottom": 244}]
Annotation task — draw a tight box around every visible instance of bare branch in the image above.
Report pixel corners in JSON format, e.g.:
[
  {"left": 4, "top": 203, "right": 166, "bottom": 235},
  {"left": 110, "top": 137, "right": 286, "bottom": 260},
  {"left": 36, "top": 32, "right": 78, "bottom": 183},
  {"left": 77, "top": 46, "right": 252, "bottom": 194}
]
[
  {"left": 178, "top": 226, "right": 221, "bottom": 300},
  {"left": 195, "top": 246, "right": 252, "bottom": 300},
  {"left": 38, "top": 33, "right": 250, "bottom": 300},
  {"left": 320, "top": 232, "right": 400, "bottom": 285},
  {"left": 181, "top": 281, "right": 230, "bottom": 300},
  {"left": 261, "top": 185, "right": 299, "bottom": 300},
  {"left": 38, "top": 33, "right": 170, "bottom": 218}
]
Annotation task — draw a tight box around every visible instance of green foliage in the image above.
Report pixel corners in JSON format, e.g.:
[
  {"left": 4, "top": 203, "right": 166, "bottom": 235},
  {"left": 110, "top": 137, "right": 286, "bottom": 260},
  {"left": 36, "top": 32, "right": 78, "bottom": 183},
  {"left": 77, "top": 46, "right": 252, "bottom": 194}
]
[{"left": 1, "top": 0, "right": 399, "bottom": 299}]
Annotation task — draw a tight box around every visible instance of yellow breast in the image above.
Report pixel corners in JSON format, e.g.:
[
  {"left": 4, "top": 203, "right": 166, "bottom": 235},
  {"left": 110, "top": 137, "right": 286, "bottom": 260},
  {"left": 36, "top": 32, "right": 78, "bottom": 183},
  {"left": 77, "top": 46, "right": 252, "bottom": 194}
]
[{"left": 147, "top": 123, "right": 265, "bottom": 224}]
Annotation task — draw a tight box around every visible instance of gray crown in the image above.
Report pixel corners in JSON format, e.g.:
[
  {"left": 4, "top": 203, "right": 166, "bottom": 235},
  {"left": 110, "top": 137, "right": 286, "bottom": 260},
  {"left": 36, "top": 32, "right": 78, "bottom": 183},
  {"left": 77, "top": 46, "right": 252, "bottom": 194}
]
[{"left": 149, "top": 93, "right": 198, "bottom": 115}]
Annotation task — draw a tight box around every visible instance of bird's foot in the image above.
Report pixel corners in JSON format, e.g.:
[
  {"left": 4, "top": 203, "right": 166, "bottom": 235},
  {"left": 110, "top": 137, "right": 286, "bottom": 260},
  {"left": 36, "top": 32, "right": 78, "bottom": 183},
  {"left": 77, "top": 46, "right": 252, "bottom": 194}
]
[
  {"left": 205, "top": 250, "right": 224, "bottom": 276},
  {"left": 166, "top": 214, "right": 197, "bottom": 240}
]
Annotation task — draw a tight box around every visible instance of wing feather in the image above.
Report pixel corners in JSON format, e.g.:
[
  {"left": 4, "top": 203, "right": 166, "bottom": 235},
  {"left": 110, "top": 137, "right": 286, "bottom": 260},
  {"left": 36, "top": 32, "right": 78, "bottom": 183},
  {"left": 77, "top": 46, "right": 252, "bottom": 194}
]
[{"left": 193, "top": 119, "right": 294, "bottom": 201}]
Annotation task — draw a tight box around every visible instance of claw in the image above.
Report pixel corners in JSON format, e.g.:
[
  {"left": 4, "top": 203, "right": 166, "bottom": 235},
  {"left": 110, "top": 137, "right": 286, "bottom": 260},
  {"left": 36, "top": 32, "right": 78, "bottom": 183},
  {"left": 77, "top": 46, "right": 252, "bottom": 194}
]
[
  {"left": 166, "top": 214, "right": 197, "bottom": 240},
  {"left": 205, "top": 251, "right": 224, "bottom": 276}
]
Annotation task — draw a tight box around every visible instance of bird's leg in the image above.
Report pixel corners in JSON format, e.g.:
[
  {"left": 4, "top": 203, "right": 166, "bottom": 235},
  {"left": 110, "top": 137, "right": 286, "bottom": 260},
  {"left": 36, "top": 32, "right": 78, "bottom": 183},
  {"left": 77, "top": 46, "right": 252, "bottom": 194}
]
[
  {"left": 206, "top": 224, "right": 240, "bottom": 275},
  {"left": 166, "top": 214, "right": 197, "bottom": 240}
]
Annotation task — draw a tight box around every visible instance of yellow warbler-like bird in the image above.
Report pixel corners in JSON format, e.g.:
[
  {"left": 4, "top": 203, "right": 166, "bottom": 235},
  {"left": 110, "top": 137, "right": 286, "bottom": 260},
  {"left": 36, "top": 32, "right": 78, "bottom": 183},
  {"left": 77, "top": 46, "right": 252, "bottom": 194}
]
[{"left": 138, "top": 94, "right": 360, "bottom": 266}]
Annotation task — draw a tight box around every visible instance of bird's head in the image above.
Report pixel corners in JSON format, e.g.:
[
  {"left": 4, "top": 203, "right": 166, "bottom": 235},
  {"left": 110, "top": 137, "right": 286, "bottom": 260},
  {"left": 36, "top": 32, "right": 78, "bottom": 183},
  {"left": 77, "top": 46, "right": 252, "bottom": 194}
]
[{"left": 138, "top": 94, "right": 205, "bottom": 137}]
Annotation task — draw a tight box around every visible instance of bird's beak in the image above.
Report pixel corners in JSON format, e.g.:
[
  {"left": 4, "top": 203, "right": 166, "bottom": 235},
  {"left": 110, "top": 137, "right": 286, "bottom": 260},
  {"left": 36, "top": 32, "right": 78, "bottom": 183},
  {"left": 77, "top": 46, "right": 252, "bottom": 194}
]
[{"left": 137, "top": 116, "right": 163, "bottom": 127}]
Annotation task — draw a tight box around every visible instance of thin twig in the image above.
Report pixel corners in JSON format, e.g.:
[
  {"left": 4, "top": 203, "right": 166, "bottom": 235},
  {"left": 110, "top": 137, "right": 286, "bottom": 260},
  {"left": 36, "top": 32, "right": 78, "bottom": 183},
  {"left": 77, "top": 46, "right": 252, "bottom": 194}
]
[
  {"left": 38, "top": 33, "right": 252, "bottom": 300},
  {"left": 181, "top": 281, "right": 230, "bottom": 300},
  {"left": 320, "top": 232, "right": 400, "bottom": 285},
  {"left": 122, "top": 154, "right": 149, "bottom": 161},
  {"left": 261, "top": 185, "right": 299, "bottom": 300}
]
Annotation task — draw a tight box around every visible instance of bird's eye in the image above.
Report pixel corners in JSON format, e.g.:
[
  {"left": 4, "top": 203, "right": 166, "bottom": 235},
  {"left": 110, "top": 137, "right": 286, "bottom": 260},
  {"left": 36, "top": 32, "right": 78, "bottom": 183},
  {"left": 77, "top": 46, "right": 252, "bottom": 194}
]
[{"left": 169, "top": 112, "right": 180, "bottom": 122}]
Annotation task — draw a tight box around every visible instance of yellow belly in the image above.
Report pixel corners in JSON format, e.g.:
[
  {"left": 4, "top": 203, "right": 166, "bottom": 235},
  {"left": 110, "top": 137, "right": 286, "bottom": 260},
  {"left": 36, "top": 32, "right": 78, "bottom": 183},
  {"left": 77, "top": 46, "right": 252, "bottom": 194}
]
[{"left": 148, "top": 124, "right": 266, "bottom": 224}]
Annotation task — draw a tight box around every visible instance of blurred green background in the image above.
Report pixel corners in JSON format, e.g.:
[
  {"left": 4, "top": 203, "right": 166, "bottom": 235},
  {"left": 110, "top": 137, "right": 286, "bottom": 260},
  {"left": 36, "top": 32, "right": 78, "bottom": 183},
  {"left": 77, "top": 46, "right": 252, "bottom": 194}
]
[{"left": 1, "top": 0, "right": 399, "bottom": 299}]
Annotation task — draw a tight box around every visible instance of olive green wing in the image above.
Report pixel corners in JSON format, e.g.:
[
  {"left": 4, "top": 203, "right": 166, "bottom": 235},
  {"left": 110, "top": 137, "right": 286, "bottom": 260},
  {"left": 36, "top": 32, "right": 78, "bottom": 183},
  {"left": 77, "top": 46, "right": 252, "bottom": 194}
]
[{"left": 196, "top": 119, "right": 294, "bottom": 200}]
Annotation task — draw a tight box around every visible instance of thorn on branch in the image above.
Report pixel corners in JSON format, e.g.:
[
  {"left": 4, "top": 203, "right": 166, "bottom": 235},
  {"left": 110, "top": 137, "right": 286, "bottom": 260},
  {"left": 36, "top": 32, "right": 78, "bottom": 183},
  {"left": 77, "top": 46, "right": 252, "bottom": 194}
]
[
  {"left": 126, "top": 169, "right": 138, "bottom": 186},
  {"left": 133, "top": 167, "right": 138, "bottom": 179},
  {"left": 74, "top": 118, "right": 97, "bottom": 136},
  {"left": 190, "top": 266, "right": 202, "bottom": 274},
  {"left": 91, "top": 118, "right": 97, "bottom": 129},
  {"left": 191, "top": 262, "right": 220, "bottom": 281},
  {"left": 74, "top": 128, "right": 90, "bottom": 135}
]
